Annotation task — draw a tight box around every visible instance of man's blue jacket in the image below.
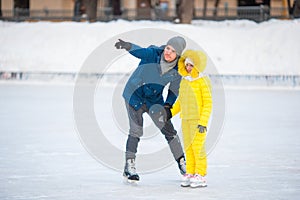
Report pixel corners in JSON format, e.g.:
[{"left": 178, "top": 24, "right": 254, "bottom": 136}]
[{"left": 123, "top": 44, "right": 181, "bottom": 110}]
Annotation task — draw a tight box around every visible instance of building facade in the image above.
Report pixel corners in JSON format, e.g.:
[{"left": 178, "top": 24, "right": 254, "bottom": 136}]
[{"left": 1, "top": 0, "right": 289, "bottom": 20}]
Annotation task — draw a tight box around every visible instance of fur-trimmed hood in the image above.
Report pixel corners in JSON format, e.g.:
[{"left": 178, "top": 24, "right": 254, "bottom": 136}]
[{"left": 178, "top": 50, "right": 207, "bottom": 78}]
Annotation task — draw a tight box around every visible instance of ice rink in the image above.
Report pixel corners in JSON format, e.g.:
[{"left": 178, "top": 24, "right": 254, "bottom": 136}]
[{"left": 0, "top": 82, "right": 299, "bottom": 200}]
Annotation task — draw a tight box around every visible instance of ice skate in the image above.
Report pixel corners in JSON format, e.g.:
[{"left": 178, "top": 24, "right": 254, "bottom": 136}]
[
  {"left": 190, "top": 174, "right": 207, "bottom": 188},
  {"left": 123, "top": 159, "right": 139, "bottom": 183},
  {"left": 180, "top": 174, "right": 193, "bottom": 187},
  {"left": 177, "top": 156, "right": 186, "bottom": 175}
]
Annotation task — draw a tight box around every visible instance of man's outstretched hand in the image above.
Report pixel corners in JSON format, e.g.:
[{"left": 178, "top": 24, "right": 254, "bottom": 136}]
[{"left": 115, "top": 39, "right": 131, "bottom": 51}]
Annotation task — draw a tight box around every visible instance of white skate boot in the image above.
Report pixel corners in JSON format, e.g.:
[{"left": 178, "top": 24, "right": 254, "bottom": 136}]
[
  {"left": 123, "top": 159, "right": 139, "bottom": 183},
  {"left": 190, "top": 174, "right": 207, "bottom": 188},
  {"left": 180, "top": 174, "right": 193, "bottom": 187}
]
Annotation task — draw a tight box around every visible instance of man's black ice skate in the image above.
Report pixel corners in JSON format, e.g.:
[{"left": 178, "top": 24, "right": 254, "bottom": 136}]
[
  {"left": 177, "top": 156, "right": 186, "bottom": 175},
  {"left": 123, "top": 159, "right": 140, "bottom": 183}
]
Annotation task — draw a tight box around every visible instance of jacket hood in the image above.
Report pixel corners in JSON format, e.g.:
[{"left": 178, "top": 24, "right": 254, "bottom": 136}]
[{"left": 178, "top": 50, "right": 207, "bottom": 78}]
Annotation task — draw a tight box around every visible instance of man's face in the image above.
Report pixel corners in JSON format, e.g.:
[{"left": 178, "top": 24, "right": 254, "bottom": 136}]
[{"left": 163, "top": 45, "right": 177, "bottom": 62}]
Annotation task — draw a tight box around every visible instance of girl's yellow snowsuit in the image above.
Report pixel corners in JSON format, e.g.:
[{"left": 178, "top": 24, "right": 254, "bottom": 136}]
[{"left": 171, "top": 50, "right": 212, "bottom": 176}]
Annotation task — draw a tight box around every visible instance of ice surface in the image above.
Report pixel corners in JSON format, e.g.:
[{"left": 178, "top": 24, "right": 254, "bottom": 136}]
[{"left": 0, "top": 83, "right": 299, "bottom": 199}]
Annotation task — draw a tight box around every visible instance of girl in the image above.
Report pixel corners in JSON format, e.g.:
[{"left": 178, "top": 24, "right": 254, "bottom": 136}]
[{"left": 167, "top": 49, "right": 212, "bottom": 188}]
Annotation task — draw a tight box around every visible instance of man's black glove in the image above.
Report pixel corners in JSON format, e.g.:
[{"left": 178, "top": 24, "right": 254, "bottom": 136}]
[
  {"left": 163, "top": 103, "right": 172, "bottom": 109},
  {"left": 197, "top": 125, "right": 207, "bottom": 133},
  {"left": 164, "top": 103, "right": 172, "bottom": 122},
  {"left": 164, "top": 106, "right": 172, "bottom": 122},
  {"left": 115, "top": 39, "right": 131, "bottom": 51}
]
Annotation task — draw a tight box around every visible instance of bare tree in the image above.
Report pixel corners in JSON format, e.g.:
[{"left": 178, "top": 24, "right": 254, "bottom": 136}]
[
  {"left": 112, "top": 0, "right": 122, "bottom": 16},
  {"left": 0, "top": 0, "right": 2, "bottom": 17},
  {"left": 203, "top": 0, "right": 207, "bottom": 18},
  {"left": 83, "top": 0, "right": 98, "bottom": 22},
  {"left": 292, "top": 0, "right": 300, "bottom": 18},
  {"left": 73, "top": 0, "right": 82, "bottom": 21},
  {"left": 213, "top": 0, "right": 220, "bottom": 17},
  {"left": 14, "top": 0, "right": 30, "bottom": 17},
  {"left": 177, "top": 0, "right": 194, "bottom": 23}
]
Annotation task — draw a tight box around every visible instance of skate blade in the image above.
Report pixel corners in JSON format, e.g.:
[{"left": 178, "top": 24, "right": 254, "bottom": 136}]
[
  {"left": 181, "top": 184, "right": 190, "bottom": 187},
  {"left": 123, "top": 176, "right": 138, "bottom": 185},
  {"left": 180, "top": 182, "right": 190, "bottom": 187},
  {"left": 190, "top": 184, "right": 207, "bottom": 188}
]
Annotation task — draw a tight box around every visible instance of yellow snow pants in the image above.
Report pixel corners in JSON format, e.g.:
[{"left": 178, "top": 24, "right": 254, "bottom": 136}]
[{"left": 182, "top": 119, "right": 207, "bottom": 176}]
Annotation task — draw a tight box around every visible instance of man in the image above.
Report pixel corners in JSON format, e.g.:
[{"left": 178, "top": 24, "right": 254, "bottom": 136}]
[{"left": 115, "top": 36, "right": 186, "bottom": 182}]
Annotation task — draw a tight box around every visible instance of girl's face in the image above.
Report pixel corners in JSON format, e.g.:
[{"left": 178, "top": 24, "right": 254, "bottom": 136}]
[
  {"left": 185, "top": 63, "right": 194, "bottom": 73},
  {"left": 163, "top": 45, "right": 177, "bottom": 62}
]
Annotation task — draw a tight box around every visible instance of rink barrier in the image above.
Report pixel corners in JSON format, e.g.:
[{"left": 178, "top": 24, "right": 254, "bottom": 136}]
[{"left": 0, "top": 71, "right": 299, "bottom": 87}]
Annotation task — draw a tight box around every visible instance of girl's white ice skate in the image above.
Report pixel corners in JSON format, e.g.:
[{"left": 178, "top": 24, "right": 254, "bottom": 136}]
[
  {"left": 180, "top": 174, "right": 193, "bottom": 187},
  {"left": 190, "top": 174, "right": 207, "bottom": 188}
]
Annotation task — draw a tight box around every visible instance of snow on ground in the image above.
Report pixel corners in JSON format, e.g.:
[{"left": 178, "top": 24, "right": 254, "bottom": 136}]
[{"left": 0, "top": 19, "right": 300, "bottom": 75}]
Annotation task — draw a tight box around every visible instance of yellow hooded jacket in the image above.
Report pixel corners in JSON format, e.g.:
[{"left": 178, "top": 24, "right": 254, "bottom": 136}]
[{"left": 171, "top": 50, "right": 212, "bottom": 127}]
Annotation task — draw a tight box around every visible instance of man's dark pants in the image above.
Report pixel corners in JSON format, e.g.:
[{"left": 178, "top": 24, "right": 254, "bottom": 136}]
[{"left": 125, "top": 102, "right": 184, "bottom": 162}]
